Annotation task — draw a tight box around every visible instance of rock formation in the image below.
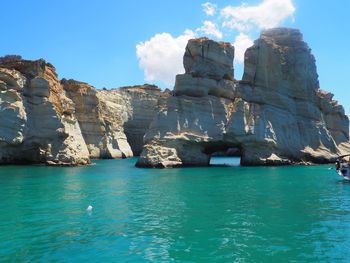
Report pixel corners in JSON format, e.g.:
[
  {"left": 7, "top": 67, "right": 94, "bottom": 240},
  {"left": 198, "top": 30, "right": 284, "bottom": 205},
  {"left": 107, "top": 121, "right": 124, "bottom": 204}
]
[
  {"left": 0, "top": 56, "right": 165, "bottom": 165},
  {"left": 102, "top": 85, "right": 166, "bottom": 156},
  {"left": 0, "top": 28, "right": 347, "bottom": 167},
  {"left": 136, "top": 29, "right": 350, "bottom": 167},
  {"left": 63, "top": 81, "right": 163, "bottom": 158},
  {"left": 62, "top": 79, "right": 132, "bottom": 159},
  {"left": 0, "top": 56, "right": 90, "bottom": 165}
]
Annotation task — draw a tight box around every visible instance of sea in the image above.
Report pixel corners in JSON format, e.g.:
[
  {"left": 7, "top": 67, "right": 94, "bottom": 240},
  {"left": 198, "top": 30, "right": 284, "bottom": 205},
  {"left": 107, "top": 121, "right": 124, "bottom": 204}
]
[{"left": 1, "top": 157, "right": 350, "bottom": 262}]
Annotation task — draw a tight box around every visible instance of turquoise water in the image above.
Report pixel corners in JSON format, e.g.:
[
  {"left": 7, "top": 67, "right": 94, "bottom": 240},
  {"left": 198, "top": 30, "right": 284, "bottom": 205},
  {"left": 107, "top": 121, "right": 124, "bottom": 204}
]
[
  {"left": 210, "top": 156, "right": 241, "bottom": 166},
  {"left": 1, "top": 158, "right": 350, "bottom": 262}
]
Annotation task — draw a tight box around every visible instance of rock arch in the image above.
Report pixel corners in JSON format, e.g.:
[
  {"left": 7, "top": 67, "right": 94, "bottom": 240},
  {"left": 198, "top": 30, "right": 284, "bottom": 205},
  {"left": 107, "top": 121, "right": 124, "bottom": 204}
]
[{"left": 136, "top": 29, "right": 350, "bottom": 168}]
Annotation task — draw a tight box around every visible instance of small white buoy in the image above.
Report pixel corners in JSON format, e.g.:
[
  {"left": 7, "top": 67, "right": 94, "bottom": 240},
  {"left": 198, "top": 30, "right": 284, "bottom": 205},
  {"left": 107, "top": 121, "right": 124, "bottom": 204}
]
[{"left": 86, "top": 205, "right": 93, "bottom": 212}]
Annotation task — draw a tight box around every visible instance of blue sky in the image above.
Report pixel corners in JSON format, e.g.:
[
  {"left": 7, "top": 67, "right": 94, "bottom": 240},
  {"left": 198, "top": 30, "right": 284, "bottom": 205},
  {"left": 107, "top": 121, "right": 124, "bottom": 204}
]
[{"left": 1, "top": 0, "right": 349, "bottom": 113}]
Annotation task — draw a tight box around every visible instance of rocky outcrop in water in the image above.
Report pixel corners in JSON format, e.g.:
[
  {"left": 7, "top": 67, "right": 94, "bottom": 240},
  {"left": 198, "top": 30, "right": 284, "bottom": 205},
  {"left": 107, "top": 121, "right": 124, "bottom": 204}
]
[
  {"left": 0, "top": 56, "right": 164, "bottom": 165},
  {"left": 0, "top": 28, "right": 348, "bottom": 167},
  {"left": 0, "top": 56, "right": 90, "bottom": 165},
  {"left": 137, "top": 29, "right": 350, "bottom": 167},
  {"left": 63, "top": 81, "right": 164, "bottom": 158},
  {"left": 102, "top": 85, "right": 166, "bottom": 156},
  {"left": 62, "top": 79, "right": 132, "bottom": 159}
]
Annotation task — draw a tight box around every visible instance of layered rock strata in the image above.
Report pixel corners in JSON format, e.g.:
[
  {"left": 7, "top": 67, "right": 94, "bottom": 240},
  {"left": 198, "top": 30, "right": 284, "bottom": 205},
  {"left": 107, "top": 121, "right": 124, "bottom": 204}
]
[
  {"left": 63, "top": 81, "right": 164, "bottom": 158},
  {"left": 0, "top": 28, "right": 348, "bottom": 167},
  {"left": 0, "top": 56, "right": 164, "bottom": 165},
  {"left": 0, "top": 57, "right": 90, "bottom": 165},
  {"left": 102, "top": 85, "right": 166, "bottom": 156},
  {"left": 62, "top": 79, "right": 132, "bottom": 159},
  {"left": 137, "top": 30, "right": 350, "bottom": 167}
]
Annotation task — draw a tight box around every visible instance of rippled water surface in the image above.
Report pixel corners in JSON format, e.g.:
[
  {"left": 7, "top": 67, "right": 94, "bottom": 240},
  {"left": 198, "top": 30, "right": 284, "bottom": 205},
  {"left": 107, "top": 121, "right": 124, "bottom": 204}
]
[{"left": 1, "top": 158, "right": 350, "bottom": 262}]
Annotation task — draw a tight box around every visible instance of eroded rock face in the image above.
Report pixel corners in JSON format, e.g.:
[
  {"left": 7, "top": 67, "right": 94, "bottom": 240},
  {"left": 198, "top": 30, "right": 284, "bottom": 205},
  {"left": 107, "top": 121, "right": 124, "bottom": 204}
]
[
  {"left": 0, "top": 56, "right": 165, "bottom": 164},
  {"left": 0, "top": 56, "right": 167, "bottom": 165},
  {"left": 62, "top": 80, "right": 132, "bottom": 159},
  {"left": 184, "top": 38, "right": 235, "bottom": 81},
  {"left": 108, "top": 85, "right": 166, "bottom": 155},
  {"left": 63, "top": 81, "right": 164, "bottom": 158},
  {"left": 233, "top": 28, "right": 349, "bottom": 164},
  {"left": 1, "top": 28, "right": 347, "bottom": 167},
  {"left": 137, "top": 29, "right": 350, "bottom": 167},
  {"left": 0, "top": 57, "right": 90, "bottom": 165}
]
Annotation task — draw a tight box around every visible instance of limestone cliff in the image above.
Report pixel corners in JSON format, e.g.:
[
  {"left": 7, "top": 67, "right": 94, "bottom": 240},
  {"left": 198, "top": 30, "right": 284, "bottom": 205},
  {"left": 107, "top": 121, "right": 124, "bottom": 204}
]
[
  {"left": 0, "top": 28, "right": 347, "bottom": 167},
  {"left": 137, "top": 30, "right": 350, "bottom": 167},
  {"left": 0, "top": 56, "right": 164, "bottom": 165},
  {"left": 63, "top": 81, "right": 163, "bottom": 158},
  {"left": 0, "top": 56, "right": 90, "bottom": 165},
  {"left": 103, "top": 85, "right": 166, "bottom": 155}
]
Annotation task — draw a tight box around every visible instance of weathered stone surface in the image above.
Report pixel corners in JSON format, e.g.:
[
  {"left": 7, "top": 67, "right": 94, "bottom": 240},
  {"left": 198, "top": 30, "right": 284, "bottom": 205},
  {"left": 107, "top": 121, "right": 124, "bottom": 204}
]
[
  {"left": 0, "top": 56, "right": 164, "bottom": 165},
  {"left": 0, "top": 68, "right": 26, "bottom": 148},
  {"left": 63, "top": 79, "right": 132, "bottom": 159},
  {"left": 316, "top": 89, "right": 349, "bottom": 144},
  {"left": 184, "top": 38, "right": 235, "bottom": 81},
  {"left": 242, "top": 28, "right": 318, "bottom": 101},
  {"left": 1, "top": 28, "right": 347, "bottom": 167},
  {"left": 0, "top": 58, "right": 90, "bottom": 165},
  {"left": 138, "top": 95, "right": 233, "bottom": 167},
  {"left": 137, "top": 28, "right": 350, "bottom": 168},
  {"left": 174, "top": 74, "right": 236, "bottom": 99},
  {"left": 111, "top": 85, "right": 166, "bottom": 155},
  {"left": 63, "top": 81, "right": 164, "bottom": 158}
]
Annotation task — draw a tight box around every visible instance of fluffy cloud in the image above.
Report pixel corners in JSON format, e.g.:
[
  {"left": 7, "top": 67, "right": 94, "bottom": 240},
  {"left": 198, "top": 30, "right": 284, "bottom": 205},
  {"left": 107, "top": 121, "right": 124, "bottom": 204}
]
[
  {"left": 136, "top": 30, "right": 195, "bottom": 86},
  {"left": 196, "top": 21, "right": 223, "bottom": 39},
  {"left": 221, "top": 0, "right": 295, "bottom": 32},
  {"left": 136, "top": 21, "right": 222, "bottom": 87},
  {"left": 233, "top": 33, "right": 254, "bottom": 64},
  {"left": 136, "top": 0, "right": 296, "bottom": 86},
  {"left": 202, "top": 2, "right": 217, "bottom": 16}
]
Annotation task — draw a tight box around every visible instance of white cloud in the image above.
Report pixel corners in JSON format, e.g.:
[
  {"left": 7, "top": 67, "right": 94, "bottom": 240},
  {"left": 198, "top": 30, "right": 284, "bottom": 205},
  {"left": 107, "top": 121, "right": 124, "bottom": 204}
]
[
  {"left": 136, "top": 0, "right": 296, "bottom": 85},
  {"left": 202, "top": 2, "right": 217, "bottom": 16},
  {"left": 136, "top": 30, "right": 195, "bottom": 87},
  {"left": 221, "top": 0, "right": 295, "bottom": 32},
  {"left": 222, "top": 0, "right": 295, "bottom": 65},
  {"left": 233, "top": 33, "right": 254, "bottom": 64},
  {"left": 196, "top": 21, "right": 223, "bottom": 39}
]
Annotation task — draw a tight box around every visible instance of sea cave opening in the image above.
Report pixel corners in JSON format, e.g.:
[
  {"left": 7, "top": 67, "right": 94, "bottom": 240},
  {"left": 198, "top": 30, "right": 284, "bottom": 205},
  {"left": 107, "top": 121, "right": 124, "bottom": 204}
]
[{"left": 205, "top": 144, "right": 242, "bottom": 167}]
